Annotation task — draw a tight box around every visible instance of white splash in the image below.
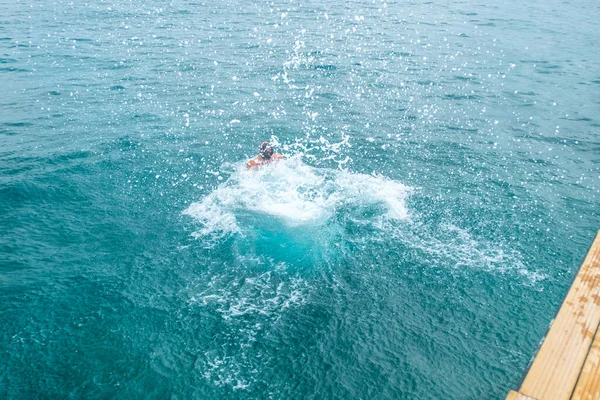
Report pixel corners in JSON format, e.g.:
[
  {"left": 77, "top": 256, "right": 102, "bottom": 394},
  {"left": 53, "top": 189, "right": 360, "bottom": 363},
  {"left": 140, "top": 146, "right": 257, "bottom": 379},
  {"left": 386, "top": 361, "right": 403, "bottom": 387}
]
[{"left": 183, "top": 156, "right": 412, "bottom": 237}]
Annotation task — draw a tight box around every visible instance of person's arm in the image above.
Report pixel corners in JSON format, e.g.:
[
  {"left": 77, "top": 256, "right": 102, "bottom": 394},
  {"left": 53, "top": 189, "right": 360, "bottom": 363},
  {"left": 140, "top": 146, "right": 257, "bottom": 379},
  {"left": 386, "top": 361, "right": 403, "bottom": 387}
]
[{"left": 247, "top": 159, "right": 257, "bottom": 169}]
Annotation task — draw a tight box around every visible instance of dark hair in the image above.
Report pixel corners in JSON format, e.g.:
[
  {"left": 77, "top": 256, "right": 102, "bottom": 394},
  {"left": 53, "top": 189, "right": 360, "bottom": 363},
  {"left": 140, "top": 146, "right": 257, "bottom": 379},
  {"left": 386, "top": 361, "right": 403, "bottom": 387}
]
[{"left": 259, "top": 142, "right": 274, "bottom": 160}]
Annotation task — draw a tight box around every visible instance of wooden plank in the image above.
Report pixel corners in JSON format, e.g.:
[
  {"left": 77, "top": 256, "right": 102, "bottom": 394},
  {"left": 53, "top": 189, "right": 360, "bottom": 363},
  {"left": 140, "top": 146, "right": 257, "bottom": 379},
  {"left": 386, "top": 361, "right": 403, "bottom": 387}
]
[
  {"left": 518, "top": 231, "right": 600, "bottom": 400},
  {"left": 572, "top": 326, "right": 600, "bottom": 400},
  {"left": 506, "top": 390, "right": 538, "bottom": 400}
]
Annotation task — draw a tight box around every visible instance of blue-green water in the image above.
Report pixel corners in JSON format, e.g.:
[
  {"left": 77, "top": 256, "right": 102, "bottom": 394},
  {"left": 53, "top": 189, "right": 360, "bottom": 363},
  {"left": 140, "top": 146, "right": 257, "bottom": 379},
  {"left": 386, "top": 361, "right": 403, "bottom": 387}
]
[{"left": 1, "top": 0, "right": 599, "bottom": 398}]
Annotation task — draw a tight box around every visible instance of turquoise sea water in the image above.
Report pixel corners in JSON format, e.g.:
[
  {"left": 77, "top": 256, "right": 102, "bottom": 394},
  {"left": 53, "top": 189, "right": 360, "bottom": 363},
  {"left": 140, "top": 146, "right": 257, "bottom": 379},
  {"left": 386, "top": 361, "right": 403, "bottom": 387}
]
[{"left": 1, "top": 0, "right": 599, "bottom": 398}]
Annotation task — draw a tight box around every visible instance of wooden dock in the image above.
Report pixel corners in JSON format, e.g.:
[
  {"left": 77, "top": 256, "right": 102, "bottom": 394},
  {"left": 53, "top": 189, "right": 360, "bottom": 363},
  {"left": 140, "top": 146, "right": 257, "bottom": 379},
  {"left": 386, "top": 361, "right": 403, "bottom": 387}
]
[{"left": 508, "top": 231, "right": 600, "bottom": 400}]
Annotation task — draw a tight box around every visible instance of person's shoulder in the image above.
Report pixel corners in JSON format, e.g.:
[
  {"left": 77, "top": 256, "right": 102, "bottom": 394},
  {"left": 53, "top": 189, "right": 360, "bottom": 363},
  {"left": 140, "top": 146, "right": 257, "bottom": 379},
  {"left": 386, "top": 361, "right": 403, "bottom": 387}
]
[
  {"left": 273, "top": 153, "right": 284, "bottom": 160},
  {"left": 247, "top": 157, "right": 260, "bottom": 169}
]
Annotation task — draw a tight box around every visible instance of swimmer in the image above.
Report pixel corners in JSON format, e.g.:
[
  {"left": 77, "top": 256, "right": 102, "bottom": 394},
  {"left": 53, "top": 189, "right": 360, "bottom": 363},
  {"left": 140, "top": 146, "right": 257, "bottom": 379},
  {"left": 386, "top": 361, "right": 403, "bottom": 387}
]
[{"left": 246, "top": 141, "right": 284, "bottom": 169}]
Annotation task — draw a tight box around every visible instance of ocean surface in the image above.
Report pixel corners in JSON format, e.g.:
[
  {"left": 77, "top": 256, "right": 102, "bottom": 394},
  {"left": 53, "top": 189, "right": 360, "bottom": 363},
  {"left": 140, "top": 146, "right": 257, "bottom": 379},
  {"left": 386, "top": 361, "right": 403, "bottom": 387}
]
[{"left": 1, "top": 0, "right": 599, "bottom": 398}]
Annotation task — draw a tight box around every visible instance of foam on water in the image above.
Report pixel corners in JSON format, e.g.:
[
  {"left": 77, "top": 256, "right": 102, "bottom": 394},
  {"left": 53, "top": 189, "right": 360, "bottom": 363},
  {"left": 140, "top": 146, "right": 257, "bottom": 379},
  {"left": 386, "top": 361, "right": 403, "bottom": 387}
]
[
  {"left": 191, "top": 264, "right": 308, "bottom": 321},
  {"left": 400, "top": 222, "right": 547, "bottom": 285},
  {"left": 183, "top": 156, "right": 413, "bottom": 238},
  {"left": 188, "top": 259, "right": 310, "bottom": 391},
  {"left": 183, "top": 156, "right": 544, "bottom": 284}
]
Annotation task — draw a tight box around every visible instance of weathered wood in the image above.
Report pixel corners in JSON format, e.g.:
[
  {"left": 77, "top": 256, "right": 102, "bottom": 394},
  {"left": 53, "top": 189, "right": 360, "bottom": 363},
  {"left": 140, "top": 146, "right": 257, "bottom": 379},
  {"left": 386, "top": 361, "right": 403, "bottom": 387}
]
[
  {"left": 510, "top": 231, "right": 600, "bottom": 400},
  {"left": 506, "top": 390, "right": 538, "bottom": 400},
  {"left": 572, "top": 326, "right": 600, "bottom": 400}
]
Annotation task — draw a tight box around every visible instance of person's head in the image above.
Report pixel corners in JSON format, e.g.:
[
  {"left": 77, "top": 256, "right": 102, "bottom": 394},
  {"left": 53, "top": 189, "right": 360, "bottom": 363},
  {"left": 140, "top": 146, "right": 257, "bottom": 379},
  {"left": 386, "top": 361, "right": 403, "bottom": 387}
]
[{"left": 259, "top": 141, "right": 274, "bottom": 160}]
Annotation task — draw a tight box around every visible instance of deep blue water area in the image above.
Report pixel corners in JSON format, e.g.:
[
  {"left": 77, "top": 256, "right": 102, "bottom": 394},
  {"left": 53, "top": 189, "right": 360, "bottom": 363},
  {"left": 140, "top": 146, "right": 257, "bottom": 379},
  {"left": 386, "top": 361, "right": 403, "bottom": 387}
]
[{"left": 1, "top": 0, "right": 599, "bottom": 398}]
